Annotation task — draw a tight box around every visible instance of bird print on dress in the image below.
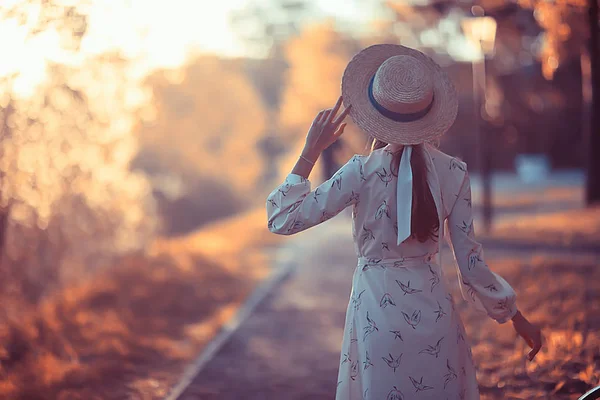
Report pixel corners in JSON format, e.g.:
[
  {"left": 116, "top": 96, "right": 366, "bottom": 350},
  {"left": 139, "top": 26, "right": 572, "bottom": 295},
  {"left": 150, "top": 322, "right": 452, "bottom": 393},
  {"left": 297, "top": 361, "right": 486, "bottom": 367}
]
[
  {"left": 278, "top": 183, "right": 291, "bottom": 196},
  {"left": 396, "top": 279, "right": 423, "bottom": 295},
  {"left": 331, "top": 171, "right": 344, "bottom": 190},
  {"left": 361, "top": 226, "right": 375, "bottom": 243},
  {"left": 434, "top": 301, "right": 447, "bottom": 322},
  {"left": 449, "top": 158, "right": 466, "bottom": 171},
  {"left": 467, "top": 247, "right": 483, "bottom": 271},
  {"left": 386, "top": 386, "right": 405, "bottom": 400},
  {"left": 390, "top": 329, "right": 403, "bottom": 341},
  {"left": 494, "top": 296, "right": 511, "bottom": 312},
  {"left": 363, "top": 350, "right": 374, "bottom": 370},
  {"left": 286, "top": 221, "right": 304, "bottom": 233},
  {"left": 461, "top": 277, "right": 477, "bottom": 302},
  {"left": 485, "top": 283, "right": 498, "bottom": 292},
  {"left": 375, "top": 200, "right": 391, "bottom": 219},
  {"left": 268, "top": 198, "right": 278, "bottom": 208},
  {"left": 341, "top": 350, "right": 351, "bottom": 364},
  {"left": 456, "top": 325, "right": 465, "bottom": 344},
  {"left": 362, "top": 258, "right": 383, "bottom": 272},
  {"left": 392, "top": 259, "right": 407, "bottom": 269},
  {"left": 351, "top": 289, "right": 366, "bottom": 311},
  {"left": 382, "top": 352, "right": 402, "bottom": 372},
  {"left": 419, "top": 337, "right": 444, "bottom": 358},
  {"left": 363, "top": 388, "right": 369, "bottom": 400},
  {"left": 401, "top": 309, "right": 422, "bottom": 329},
  {"left": 363, "top": 311, "right": 379, "bottom": 341},
  {"left": 379, "top": 293, "right": 396, "bottom": 308},
  {"left": 381, "top": 242, "right": 390, "bottom": 251},
  {"left": 359, "top": 162, "right": 366, "bottom": 182},
  {"left": 393, "top": 221, "right": 398, "bottom": 237},
  {"left": 457, "top": 220, "right": 474, "bottom": 235},
  {"left": 375, "top": 167, "right": 393, "bottom": 187},
  {"left": 313, "top": 187, "right": 321, "bottom": 203},
  {"left": 348, "top": 324, "right": 358, "bottom": 344},
  {"left": 444, "top": 359, "right": 458, "bottom": 389},
  {"left": 350, "top": 360, "right": 359, "bottom": 381},
  {"left": 429, "top": 265, "right": 440, "bottom": 292},
  {"left": 464, "top": 196, "right": 472, "bottom": 208},
  {"left": 409, "top": 376, "right": 434, "bottom": 392}
]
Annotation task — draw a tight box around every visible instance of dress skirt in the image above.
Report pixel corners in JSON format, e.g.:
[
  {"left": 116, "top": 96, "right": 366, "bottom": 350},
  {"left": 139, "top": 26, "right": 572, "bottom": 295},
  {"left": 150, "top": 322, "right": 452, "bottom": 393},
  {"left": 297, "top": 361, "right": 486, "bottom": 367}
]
[{"left": 335, "top": 256, "right": 481, "bottom": 400}]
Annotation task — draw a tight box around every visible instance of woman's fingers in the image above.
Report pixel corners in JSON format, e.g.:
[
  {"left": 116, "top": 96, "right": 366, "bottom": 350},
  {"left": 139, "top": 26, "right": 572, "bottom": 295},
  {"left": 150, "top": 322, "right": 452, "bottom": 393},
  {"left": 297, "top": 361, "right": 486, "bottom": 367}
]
[
  {"left": 333, "top": 104, "right": 352, "bottom": 126},
  {"left": 525, "top": 330, "right": 542, "bottom": 361},
  {"left": 326, "top": 96, "right": 343, "bottom": 124},
  {"left": 315, "top": 110, "right": 325, "bottom": 123},
  {"left": 319, "top": 109, "right": 332, "bottom": 124},
  {"left": 333, "top": 123, "right": 347, "bottom": 138}
]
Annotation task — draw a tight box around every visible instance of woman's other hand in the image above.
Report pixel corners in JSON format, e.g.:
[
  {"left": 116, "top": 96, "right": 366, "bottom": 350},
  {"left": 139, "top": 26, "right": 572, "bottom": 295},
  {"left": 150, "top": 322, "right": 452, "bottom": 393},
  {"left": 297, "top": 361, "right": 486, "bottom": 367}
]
[
  {"left": 303, "top": 96, "right": 351, "bottom": 161},
  {"left": 511, "top": 310, "right": 543, "bottom": 361}
]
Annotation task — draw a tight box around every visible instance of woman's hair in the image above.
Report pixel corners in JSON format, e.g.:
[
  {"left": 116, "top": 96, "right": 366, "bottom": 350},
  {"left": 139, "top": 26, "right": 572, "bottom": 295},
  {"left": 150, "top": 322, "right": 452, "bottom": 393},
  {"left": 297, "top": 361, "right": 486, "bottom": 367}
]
[{"left": 370, "top": 138, "right": 439, "bottom": 243}]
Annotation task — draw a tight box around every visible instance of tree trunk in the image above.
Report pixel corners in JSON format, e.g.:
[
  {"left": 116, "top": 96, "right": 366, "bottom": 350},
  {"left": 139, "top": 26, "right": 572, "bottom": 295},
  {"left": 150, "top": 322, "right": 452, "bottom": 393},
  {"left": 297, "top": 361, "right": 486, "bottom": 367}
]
[
  {"left": 586, "top": 0, "right": 600, "bottom": 205},
  {"left": 0, "top": 209, "right": 7, "bottom": 258}
]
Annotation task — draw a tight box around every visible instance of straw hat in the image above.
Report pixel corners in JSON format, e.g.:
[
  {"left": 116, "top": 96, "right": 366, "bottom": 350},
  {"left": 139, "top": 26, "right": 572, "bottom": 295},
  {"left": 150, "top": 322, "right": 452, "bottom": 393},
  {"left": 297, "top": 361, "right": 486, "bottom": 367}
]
[{"left": 341, "top": 44, "right": 458, "bottom": 145}]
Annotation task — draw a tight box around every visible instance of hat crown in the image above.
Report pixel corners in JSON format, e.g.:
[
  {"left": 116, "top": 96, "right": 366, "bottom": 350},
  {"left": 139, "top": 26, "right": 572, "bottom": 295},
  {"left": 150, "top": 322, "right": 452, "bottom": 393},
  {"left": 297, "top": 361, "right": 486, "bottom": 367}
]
[{"left": 372, "top": 55, "right": 434, "bottom": 115}]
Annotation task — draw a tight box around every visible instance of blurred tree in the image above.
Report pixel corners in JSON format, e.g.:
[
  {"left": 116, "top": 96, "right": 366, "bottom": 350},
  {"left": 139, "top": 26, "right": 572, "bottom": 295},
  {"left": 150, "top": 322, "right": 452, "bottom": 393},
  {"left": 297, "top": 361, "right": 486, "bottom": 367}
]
[
  {"left": 515, "top": 0, "right": 600, "bottom": 204},
  {"left": 0, "top": 1, "right": 156, "bottom": 302},
  {"left": 276, "top": 22, "right": 362, "bottom": 182},
  {"left": 229, "top": 0, "right": 313, "bottom": 58},
  {"left": 135, "top": 56, "right": 268, "bottom": 232}
]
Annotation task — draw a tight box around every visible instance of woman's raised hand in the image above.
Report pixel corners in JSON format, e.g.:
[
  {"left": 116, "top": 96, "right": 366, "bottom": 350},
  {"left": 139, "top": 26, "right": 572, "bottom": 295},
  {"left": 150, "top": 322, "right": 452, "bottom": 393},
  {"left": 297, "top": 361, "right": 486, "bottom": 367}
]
[{"left": 303, "top": 96, "right": 352, "bottom": 161}]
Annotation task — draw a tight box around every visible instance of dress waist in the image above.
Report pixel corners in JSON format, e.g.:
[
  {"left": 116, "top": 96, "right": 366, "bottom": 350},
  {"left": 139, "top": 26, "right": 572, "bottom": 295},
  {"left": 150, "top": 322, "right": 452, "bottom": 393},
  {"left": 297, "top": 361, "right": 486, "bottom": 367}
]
[{"left": 357, "top": 254, "right": 438, "bottom": 269}]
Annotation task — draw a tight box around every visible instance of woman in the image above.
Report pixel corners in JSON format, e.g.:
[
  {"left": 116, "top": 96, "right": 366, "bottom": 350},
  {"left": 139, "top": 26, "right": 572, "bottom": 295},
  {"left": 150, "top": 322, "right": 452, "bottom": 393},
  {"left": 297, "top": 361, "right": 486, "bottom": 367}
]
[{"left": 266, "top": 44, "right": 542, "bottom": 399}]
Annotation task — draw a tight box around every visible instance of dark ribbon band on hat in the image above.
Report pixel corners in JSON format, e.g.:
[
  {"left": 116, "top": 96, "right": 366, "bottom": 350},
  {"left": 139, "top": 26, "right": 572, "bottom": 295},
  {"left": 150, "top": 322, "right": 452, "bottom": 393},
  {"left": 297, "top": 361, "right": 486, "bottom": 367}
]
[{"left": 368, "top": 75, "right": 434, "bottom": 122}]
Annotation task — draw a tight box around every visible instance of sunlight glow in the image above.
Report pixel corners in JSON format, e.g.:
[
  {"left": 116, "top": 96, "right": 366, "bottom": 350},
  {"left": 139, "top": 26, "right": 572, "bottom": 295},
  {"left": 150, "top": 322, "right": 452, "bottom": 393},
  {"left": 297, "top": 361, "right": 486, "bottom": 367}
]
[{"left": 0, "top": 0, "right": 248, "bottom": 97}]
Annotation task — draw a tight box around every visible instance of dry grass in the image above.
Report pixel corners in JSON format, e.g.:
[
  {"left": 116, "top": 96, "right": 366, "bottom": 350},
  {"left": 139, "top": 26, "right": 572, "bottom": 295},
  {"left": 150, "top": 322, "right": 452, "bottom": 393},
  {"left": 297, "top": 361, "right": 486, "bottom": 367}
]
[
  {"left": 486, "top": 206, "right": 600, "bottom": 247},
  {"left": 452, "top": 253, "right": 600, "bottom": 399},
  {"left": 0, "top": 207, "right": 279, "bottom": 400}
]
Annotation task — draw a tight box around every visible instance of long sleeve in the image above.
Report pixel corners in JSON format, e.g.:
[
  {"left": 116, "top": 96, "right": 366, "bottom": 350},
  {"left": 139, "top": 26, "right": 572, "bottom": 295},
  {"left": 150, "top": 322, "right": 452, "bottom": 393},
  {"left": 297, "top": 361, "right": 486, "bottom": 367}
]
[
  {"left": 447, "top": 171, "right": 518, "bottom": 324},
  {"left": 266, "top": 155, "right": 364, "bottom": 235}
]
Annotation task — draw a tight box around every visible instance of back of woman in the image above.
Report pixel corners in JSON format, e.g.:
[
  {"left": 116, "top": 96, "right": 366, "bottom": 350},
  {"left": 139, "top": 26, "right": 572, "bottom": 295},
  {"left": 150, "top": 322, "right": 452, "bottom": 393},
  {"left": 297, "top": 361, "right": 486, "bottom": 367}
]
[{"left": 266, "top": 44, "right": 542, "bottom": 400}]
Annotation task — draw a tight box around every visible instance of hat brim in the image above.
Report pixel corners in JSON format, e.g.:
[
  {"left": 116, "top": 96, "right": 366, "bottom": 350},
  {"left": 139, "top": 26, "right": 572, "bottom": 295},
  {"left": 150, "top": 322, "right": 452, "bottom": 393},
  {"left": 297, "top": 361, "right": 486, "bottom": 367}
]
[{"left": 341, "top": 44, "right": 458, "bottom": 145}]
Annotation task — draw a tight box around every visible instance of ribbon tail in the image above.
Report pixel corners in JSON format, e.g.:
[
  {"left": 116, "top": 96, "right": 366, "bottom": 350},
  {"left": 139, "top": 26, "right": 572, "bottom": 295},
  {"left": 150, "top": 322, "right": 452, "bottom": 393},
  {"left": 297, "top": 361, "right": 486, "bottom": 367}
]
[{"left": 396, "top": 145, "right": 413, "bottom": 245}]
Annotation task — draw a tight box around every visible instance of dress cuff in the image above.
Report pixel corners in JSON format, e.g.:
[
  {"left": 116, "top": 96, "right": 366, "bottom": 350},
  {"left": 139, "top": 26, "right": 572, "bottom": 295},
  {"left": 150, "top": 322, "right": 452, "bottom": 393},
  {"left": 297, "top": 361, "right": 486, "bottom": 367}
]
[
  {"left": 286, "top": 173, "right": 309, "bottom": 185},
  {"left": 496, "top": 303, "right": 519, "bottom": 324}
]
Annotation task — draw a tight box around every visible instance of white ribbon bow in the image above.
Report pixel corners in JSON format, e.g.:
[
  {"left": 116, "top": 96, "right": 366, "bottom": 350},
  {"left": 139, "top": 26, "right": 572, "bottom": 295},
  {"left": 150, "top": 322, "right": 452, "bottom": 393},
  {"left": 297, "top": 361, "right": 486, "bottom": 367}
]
[{"left": 396, "top": 145, "right": 413, "bottom": 245}]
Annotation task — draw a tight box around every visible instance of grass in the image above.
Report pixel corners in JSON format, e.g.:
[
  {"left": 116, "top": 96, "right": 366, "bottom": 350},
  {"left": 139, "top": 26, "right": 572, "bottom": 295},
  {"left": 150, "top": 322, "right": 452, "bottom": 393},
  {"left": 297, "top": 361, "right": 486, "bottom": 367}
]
[{"left": 0, "top": 207, "right": 280, "bottom": 400}]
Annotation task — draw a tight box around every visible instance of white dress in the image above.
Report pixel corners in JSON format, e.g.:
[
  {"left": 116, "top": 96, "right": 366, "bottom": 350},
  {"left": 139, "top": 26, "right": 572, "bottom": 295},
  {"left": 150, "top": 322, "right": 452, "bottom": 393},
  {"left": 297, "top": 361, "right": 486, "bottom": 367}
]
[{"left": 266, "top": 143, "right": 518, "bottom": 400}]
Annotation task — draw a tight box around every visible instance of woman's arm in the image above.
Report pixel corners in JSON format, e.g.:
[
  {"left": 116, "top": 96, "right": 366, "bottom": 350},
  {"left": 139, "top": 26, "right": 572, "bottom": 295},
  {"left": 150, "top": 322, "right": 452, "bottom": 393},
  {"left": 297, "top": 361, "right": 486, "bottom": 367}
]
[{"left": 265, "top": 96, "right": 356, "bottom": 235}]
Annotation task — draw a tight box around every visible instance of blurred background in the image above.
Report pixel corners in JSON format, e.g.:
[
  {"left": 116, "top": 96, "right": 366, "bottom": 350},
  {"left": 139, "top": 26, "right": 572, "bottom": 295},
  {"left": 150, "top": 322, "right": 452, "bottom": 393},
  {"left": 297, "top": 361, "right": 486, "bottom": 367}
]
[{"left": 1, "top": 0, "right": 599, "bottom": 399}]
